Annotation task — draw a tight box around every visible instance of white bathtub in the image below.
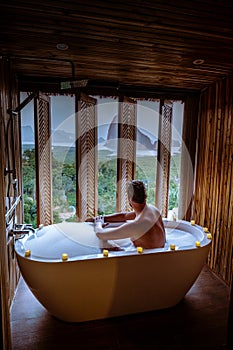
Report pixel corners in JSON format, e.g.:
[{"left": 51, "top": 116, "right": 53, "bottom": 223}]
[{"left": 14, "top": 220, "right": 211, "bottom": 322}]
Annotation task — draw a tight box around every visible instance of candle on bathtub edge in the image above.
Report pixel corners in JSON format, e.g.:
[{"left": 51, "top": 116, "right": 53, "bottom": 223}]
[
  {"left": 25, "top": 249, "right": 31, "bottom": 257},
  {"left": 207, "top": 233, "right": 212, "bottom": 240},
  {"left": 195, "top": 241, "right": 201, "bottom": 248},
  {"left": 137, "top": 246, "right": 143, "bottom": 254},
  {"left": 191, "top": 220, "right": 195, "bottom": 226},
  {"left": 170, "top": 243, "right": 176, "bottom": 251},
  {"left": 203, "top": 227, "right": 209, "bottom": 233},
  {"left": 103, "top": 249, "right": 109, "bottom": 257},
  {"left": 62, "top": 253, "right": 68, "bottom": 261}
]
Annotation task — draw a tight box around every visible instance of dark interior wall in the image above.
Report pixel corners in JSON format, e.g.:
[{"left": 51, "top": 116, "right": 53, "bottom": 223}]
[
  {"left": 0, "top": 56, "right": 22, "bottom": 350},
  {"left": 193, "top": 75, "right": 233, "bottom": 286},
  {"left": 1, "top": 51, "right": 233, "bottom": 346}
]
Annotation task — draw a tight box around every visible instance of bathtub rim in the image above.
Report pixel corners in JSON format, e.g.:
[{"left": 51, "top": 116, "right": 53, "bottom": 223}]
[{"left": 14, "top": 219, "right": 212, "bottom": 263}]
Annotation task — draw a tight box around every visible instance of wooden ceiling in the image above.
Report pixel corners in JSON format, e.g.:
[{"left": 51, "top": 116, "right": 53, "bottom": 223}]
[{"left": 1, "top": 0, "right": 233, "bottom": 92}]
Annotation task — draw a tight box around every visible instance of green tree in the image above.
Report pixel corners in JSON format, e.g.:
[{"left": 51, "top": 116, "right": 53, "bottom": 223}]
[
  {"left": 98, "top": 159, "right": 117, "bottom": 214},
  {"left": 168, "top": 179, "right": 179, "bottom": 210},
  {"left": 23, "top": 194, "right": 36, "bottom": 227},
  {"left": 22, "top": 148, "right": 36, "bottom": 197},
  {"left": 22, "top": 149, "right": 37, "bottom": 226}
]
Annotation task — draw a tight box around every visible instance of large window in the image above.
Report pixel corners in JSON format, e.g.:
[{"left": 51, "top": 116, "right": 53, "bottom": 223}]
[
  {"left": 97, "top": 97, "right": 118, "bottom": 215},
  {"left": 20, "top": 92, "right": 186, "bottom": 226},
  {"left": 168, "top": 101, "right": 184, "bottom": 218},
  {"left": 20, "top": 92, "right": 37, "bottom": 226},
  {"left": 136, "top": 100, "right": 160, "bottom": 205},
  {"left": 50, "top": 95, "right": 76, "bottom": 222}
]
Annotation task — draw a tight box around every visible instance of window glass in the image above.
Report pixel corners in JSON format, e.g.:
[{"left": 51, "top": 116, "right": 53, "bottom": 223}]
[
  {"left": 50, "top": 95, "right": 76, "bottom": 222},
  {"left": 96, "top": 96, "right": 118, "bottom": 215},
  {"left": 136, "top": 100, "right": 160, "bottom": 205},
  {"left": 20, "top": 93, "right": 185, "bottom": 224},
  {"left": 20, "top": 92, "right": 37, "bottom": 227},
  {"left": 168, "top": 101, "right": 184, "bottom": 219}
]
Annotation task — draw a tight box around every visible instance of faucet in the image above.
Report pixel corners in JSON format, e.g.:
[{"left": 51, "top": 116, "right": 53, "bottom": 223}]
[{"left": 9, "top": 223, "right": 35, "bottom": 238}]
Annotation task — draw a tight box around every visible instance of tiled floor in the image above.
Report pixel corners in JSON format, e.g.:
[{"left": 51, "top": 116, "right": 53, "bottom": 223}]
[{"left": 11, "top": 265, "right": 230, "bottom": 350}]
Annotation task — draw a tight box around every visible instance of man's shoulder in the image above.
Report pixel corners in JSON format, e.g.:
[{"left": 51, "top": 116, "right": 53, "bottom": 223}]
[{"left": 147, "top": 204, "right": 161, "bottom": 216}]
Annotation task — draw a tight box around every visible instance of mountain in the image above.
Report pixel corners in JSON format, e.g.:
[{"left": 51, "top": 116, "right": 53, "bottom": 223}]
[
  {"left": 22, "top": 125, "right": 34, "bottom": 143},
  {"left": 52, "top": 129, "right": 75, "bottom": 144},
  {"left": 22, "top": 126, "right": 75, "bottom": 145},
  {"left": 22, "top": 117, "right": 180, "bottom": 151},
  {"left": 106, "top": 115, "right": 157, "bottom": 150},
  {"left": 98, "top": 136, "right": 105, "bottom": 144}
]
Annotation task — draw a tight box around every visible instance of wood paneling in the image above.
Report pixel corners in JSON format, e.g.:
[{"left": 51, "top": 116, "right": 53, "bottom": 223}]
[
  {"left": 0, "top": 56, "right": 20, "bottom": 350},
  {"left": 193, "top": 75, "right": 233, "bottom": 286},
  {"left": 1, "top": 1, "right": 233, "bottom": 90}
]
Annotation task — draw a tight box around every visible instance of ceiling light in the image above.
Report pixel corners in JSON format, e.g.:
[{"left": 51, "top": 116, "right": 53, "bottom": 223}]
[
  {"left": 193, "top": 59, "right": 205, "bottom": 65},
  {"left": 56, "top": 43, "right": 69, "bottom": 51}
]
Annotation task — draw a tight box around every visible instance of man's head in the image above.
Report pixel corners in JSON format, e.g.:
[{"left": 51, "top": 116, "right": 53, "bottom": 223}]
[{"left": 127, "top": 180, "right": 147, "bottom": 204}]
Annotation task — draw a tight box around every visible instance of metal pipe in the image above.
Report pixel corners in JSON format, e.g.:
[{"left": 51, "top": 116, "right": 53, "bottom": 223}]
[{"left": 5, "top": 195, "right": 21, "bottom": 222}]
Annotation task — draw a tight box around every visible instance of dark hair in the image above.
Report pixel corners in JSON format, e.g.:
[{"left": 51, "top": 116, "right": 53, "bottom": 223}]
[{"left": 127, "top": 180, "right": 147, "bottom": 204}]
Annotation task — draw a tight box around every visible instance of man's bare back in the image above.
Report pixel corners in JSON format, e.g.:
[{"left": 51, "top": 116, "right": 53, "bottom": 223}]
[
  {"left": 91, "top": 180, "right": 165, "bottom": 249},
  {"left": 95, "top": 204, "right": 165, "bottom": 249}
]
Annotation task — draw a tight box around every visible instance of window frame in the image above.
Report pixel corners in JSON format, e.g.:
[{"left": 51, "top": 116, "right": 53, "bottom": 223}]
[{"left": 20, "top": 90, "right": 198, "bottom": 223}]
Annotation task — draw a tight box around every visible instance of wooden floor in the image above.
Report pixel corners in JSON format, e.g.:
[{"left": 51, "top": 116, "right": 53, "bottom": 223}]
[{"left": 11, "top": 265, "right": 230, "bottom": 350}]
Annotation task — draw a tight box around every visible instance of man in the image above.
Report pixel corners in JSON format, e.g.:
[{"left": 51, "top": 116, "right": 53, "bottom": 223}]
[{"left": 94, "top": 180, "right": 165, "bottom": 249}]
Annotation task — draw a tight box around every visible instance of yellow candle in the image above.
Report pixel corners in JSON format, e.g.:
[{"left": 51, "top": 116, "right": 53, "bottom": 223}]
[
  {"left": 191, "top": 220, "right": 195, "bottom": 225},
  {"left": 62, "top": 253, "right": 68, "bottom": 261},
  {"left": 137, "top": 246, "right": 143, "bottom": 254},
  {"left": 103, "top": 249, "right": 109, "bottom": 257},
  {"left": 207, "top": 233, "right": 212, "bottom": 240},
  {"left": 203, "top": 227, "right": 209, "bottom": 232},
  {"left": 195, "top": 241, "right": 201, "bottom": 248},
  {"left": 170, "top": 243, "right": 176, "bottom": 250},
  {"left": 25, "top": 249, "right": 31, "bottom": 257}
]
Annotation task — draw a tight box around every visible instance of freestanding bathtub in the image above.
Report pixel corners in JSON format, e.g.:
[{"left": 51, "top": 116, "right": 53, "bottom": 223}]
[{"left": 14, "top": 219, "right": 211, "bottom": 322}]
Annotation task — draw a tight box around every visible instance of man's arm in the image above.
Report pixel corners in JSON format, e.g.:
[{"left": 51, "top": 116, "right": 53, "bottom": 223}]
[
  {"left": 94, "top": 217, "right": 145, "bottom": 241},
  {"left": 86, "top": 211, "right": 136, "bottom": 223},
  {"left": 104, "top": 211, "right": 136, "bottom": 222}
]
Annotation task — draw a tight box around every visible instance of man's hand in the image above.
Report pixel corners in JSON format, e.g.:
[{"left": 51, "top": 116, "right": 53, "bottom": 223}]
[
  {"left": 94, "top": 216, "right": 104, "bottom": 234},
  {"left": 99, "top": 240, "right": 122, "bottom": 251}
]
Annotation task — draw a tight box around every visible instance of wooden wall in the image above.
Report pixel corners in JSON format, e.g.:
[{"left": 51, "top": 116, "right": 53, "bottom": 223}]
[
  {"left": 1, "top": 51, "right": 233, "bottom": 346},
  {"left": 193, "top": 75, "right": 233, "bottom": 286},
  {"left": 0, "top": 56, "right": 22, "bottom": 350}
]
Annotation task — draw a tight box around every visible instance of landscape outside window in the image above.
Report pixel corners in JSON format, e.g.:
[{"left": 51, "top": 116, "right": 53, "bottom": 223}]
[
  {"left": 21, "top": 93, "right": 184, "bottom": 226},
  {"left": 20, "top": 93, "right": 37, "bottom": 227},
  {"left": 50, "top": 95, "right": 76, "bottom": 222},
  {"left": 96, "top": 97, "right": 118, "bottom": 215},
  {"left": 136, "top": 100, "right": 160, "bottom": 206},
  {"left": 168, "top": 102, "right": 184, "bottom": 219}
]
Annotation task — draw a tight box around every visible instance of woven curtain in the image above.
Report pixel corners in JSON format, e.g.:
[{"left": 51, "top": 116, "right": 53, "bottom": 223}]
[
  {"left": 156, "top": 100, "right": 173, "bottom": 217},
  {"left": 117, "top": 97, "right": 137, "bottom": 212},
  {"left": 34, "top": 94, "right": 53, "bottom": 226},
  {"left": 179, "top": 96, "right": 199, "bottom": 220},
  {"left": 76, "top": 93, "right": 97, "bottom": 221}
]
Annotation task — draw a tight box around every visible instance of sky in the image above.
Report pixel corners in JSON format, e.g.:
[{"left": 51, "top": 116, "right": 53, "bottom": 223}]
[{"left": 20, "top": 93, "right": 184, "bottom": 142}]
